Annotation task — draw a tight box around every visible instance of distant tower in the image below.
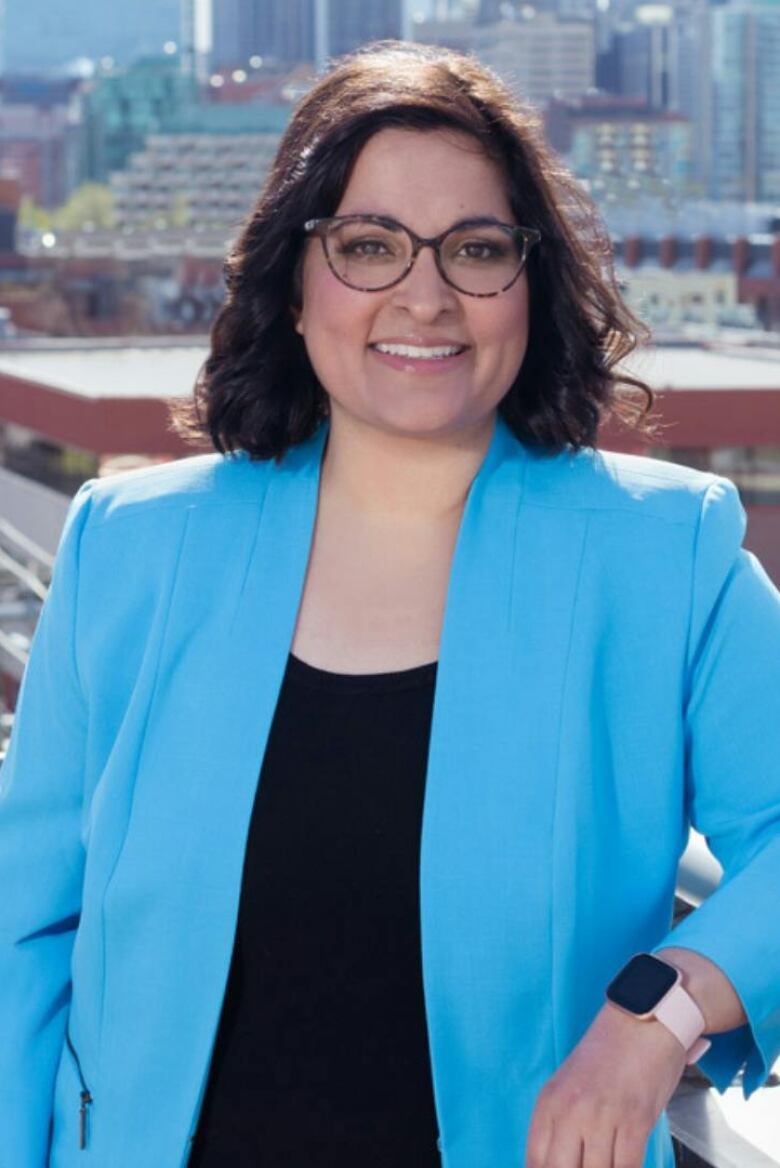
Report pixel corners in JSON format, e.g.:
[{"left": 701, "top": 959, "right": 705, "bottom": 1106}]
[
  {"left": 314, "top": 0, "right": 329, "bottom": 71},
  {"left": 477, "top": 0, "right": 505, "bottom": 23},
  {"left": 180, "top": 0, "right": 196, "bottom": 78},
  {"left": 402, "top": 0, "right": 413, "bottom": 40},
  {"left": 177, "top": 0, "right": 204, "bottom": 82},
  {"left": 211, "top": 0, "right": 402, "bottom": 71},
  {"left": 329, "top": 0, "right": 404, "bottom": 57},
  {"left": 708, "top": 1, "right": 780, "bottom": 201}
]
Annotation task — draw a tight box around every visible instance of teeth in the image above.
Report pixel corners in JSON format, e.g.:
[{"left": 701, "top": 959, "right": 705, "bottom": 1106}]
[{"left": 373, "top": 343, "right": 464, "bottom": 359}]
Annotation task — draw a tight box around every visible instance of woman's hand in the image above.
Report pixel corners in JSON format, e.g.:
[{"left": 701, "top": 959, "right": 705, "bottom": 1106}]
[{"left": 525, "top": 1001, "right": 688, "bottom": 1168}]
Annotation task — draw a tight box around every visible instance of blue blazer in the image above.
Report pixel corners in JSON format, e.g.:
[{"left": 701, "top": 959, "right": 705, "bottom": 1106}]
[{"left": 2, "top": 413, "right": 780, "bottom": 1168}]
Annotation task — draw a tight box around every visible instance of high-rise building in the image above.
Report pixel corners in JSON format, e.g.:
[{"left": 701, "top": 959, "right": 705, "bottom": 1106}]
[
  {"left": 212, "top": 0, "right": 310, "bottom": 69},
  {"left": 211, "top": 0, "right": 403, "bottom": 69},
  {"left": 0, "top": 76, "right": 85, "bottom": 206},
  {"left": 2, "top": 0, "right": 181, "bottom": 71},
  {"left": 545, "top": 96, "right": 694, "bottom": 196},
  {"left": 454, "top": 12, "right": 595, "bottom": 104},
  {"left": 476, "top": 0, "right": 504, "bottom": 23},
  {"left": 597, "top": 14, "right": 676, "bottom": 112},
  {"left": 708, "top": 1, "right": 780, "bottom": 201},
  {"left": 82, "top": 56, "right": 198, "bottom": 182},
  {"left": 329, "top": 0, "right": 404, "bottom": 58}
]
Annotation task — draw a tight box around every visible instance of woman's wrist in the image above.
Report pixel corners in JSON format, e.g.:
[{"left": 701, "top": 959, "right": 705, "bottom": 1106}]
[
  {"left": 597, "top": 996, "right": 689, "bottom": 1065},
  {"left": 653, "top": 946, "right": 747, "bottom": 1034}
]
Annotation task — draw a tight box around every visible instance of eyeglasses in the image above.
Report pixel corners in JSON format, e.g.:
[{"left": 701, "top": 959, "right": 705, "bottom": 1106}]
[{"left": 302, "top": 214, "right": 541, "bottom": 298}]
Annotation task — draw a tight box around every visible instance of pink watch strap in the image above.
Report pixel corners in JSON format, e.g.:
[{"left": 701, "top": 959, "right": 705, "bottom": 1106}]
[{"left": 655, "top": 981, "right": 712, "bottom": 1064}]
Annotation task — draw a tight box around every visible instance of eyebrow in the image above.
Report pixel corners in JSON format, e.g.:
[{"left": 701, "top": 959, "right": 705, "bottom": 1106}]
[{"left": 338, "top": 212, "right": 515, "bottom": 230}]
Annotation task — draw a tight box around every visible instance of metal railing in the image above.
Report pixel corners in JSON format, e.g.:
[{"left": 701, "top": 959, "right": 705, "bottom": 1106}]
[
  {"left": 670, "top": 834, "right": 780, "bottom": 1166},
  {"left": 0, "top": 516, "right": 51, "bottom": 686}
]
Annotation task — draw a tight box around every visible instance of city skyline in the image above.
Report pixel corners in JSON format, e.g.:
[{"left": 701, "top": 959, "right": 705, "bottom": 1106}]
[{"left": 0, "top": 0, "right": 434, "bottom": 69}]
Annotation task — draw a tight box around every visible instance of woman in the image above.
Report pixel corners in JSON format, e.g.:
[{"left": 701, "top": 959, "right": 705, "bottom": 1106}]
[{"left": 2, "top": 41, "right": 779, "bottom": 1168}]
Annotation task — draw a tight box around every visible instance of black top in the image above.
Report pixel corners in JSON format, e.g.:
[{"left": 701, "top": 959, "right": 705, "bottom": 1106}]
[{"left": 188, "top": 650, "right": 442, "bottom": 1167}]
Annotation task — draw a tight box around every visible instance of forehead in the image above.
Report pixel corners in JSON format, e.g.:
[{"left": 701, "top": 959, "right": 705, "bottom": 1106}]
[{"left": 334, "top": 127, "right": 514, "bottom": 229}]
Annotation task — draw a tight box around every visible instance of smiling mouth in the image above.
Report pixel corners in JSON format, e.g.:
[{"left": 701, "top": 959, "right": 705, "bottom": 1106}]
[{"left": 369, "top": 342, "right": 469, "bottom": 360}]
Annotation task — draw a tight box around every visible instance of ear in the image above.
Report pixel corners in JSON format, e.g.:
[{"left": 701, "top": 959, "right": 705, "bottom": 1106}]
[{"left": 290, "top": 305, "right": 304, "bottom": 335}]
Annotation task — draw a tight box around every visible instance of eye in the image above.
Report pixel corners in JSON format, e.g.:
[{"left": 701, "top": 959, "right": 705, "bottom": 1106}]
[
  {"left": 456, "top": 239, "right": 509, "bottom": 261},
  {"left": 339, "top": 237, "right": 392, "bottom": 257}
]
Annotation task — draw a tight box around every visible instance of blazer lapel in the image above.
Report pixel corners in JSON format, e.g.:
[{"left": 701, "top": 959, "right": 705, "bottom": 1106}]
[{"left": 420, "top": 420, "right": 589, "bottom": 1163}]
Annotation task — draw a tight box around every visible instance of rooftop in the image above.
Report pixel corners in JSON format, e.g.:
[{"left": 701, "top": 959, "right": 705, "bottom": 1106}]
[{"left": 0, "top": 334, "right": 778, "bottom": 401}]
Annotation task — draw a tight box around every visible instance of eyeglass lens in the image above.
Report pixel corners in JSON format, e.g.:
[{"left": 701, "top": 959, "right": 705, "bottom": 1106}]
[{"left": 322, "top": 219, "right": 529, "bottom": 295}]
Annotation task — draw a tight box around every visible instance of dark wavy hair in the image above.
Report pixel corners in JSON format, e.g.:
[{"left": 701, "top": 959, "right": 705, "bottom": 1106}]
[{"left": 171, "top": 40, "right": 657, "bottom": 460}]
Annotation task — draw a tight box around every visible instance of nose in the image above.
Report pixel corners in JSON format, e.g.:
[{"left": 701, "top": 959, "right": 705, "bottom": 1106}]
[{"left": 389, "top": 243, "right": 459, "bottom": 321}]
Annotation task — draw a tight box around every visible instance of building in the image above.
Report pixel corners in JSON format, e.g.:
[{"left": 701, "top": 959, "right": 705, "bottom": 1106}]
[
  {"left": 614, "top": 233, "right": 780, "bottom": 332},
  {"left": 590, "top": 0, "right": 774, "bottom": 201},
  {"left": 81, "top": 54, "right": 199, "bottom": 183},
  {"left": 210, "top": 0, "right": 403, "bottom": 70},
  {"left": 597, "top": 12, "right": 674, "bottom": 111},
  {"left": 615, "top": 237, "right": 752, "bottom": 331},
  {"left": 110, "top": 130, "right": 283, "bottom": 230},
  {"left": 2, "top": 0, "right": 180, "bottom": 72},
  {"left": 597, "top": 194, "right": 780, "bottom": 242},
  {"left": 212, "top": 0, "right": 313, "bottom": 71},
  {"left": 409, "top": 11, "right": 474, "bottom": 50},
  {"left": 329, "top": 0, "right": 404, "bottom": 58},
  {"left": 415, "top": 12, "right": 595, "bottom": 104},
  {"left": 0, "top": 76, "right": 85, "bottom": 207},
  {"left": 546, "top": 96, "right": 693, "bottom": 196},
  {"left": 0, "top": 179, "right": 19, "bottom": 250},
  {"left": 708, "top": 2, "right": 780, "bottom": 202},
  {"left": 476, "top": 0, "right": 503, "bottom": 22},
  {"left": 484, "top": 13, "right": 595, "bottom": 103},
  {"left": 669, "top": 0, "right": 711, "bottom": 194}
]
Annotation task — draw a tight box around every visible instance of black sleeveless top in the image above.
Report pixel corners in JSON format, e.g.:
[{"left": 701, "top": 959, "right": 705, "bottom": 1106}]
[{"left": 188, "top": 650, "right": 442, "bottom": 1167}]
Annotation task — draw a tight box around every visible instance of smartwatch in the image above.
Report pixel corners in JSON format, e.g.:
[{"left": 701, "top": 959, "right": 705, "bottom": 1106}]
[{"left": 605, "top": 953, "right": 712, "bottom": 1064}]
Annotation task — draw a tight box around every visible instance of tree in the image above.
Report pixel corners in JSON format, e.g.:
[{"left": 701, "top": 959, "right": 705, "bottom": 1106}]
[
  {"left": 18, "top": 196, "right": 53, "bottom": 232},
  {"left": 52, "top": 184, "right": 115, "bottom": 231}
]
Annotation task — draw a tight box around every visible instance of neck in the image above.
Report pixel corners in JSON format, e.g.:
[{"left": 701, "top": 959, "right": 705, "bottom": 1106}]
[{"left": 318, "top": 405, "right": 497, "bottom": 524}]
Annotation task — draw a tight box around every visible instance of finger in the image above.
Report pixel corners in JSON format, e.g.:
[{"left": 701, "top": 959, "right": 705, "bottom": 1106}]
[
  {"left": 543, "top": 1119, "right": 584, "bottom": 1168},
  {"left": 581, "top": 1119, "right": 616, "bottom": 1168},
  {"left": 525, "top": 1107, "right": 554, "bottom": 1168},
  {"left": 612, "top": 1122, "right": 649, "bottom": 1168}
]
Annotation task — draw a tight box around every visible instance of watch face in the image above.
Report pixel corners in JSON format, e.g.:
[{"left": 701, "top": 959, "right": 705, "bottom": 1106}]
[{"left": 606, "top": 954, "right": 678, "bottom": 1015}]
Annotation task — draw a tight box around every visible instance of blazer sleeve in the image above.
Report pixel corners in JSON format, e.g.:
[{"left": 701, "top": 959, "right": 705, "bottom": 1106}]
[
  {"left": 650, "top": 476, "right": 780, "bottom": 1100},
  {"left": 0, "top": 480, "right": 95, "bottom": 1167}
]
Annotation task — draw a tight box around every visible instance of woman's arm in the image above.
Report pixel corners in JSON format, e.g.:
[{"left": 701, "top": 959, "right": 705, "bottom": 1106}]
[
  {"left": 525, "top": 949, "right": 750, "bottom": 1168},
  {"left": 0, "top": 481, "right": 94, "bottom": 1168},
  {"left": 527, "top": 477, "right": 780, "bottom": 1168}
]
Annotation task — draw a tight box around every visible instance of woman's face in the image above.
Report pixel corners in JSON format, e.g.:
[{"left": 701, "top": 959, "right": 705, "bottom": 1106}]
[{"left": 294, "top": 127, "right": 531, "bottom": 442}]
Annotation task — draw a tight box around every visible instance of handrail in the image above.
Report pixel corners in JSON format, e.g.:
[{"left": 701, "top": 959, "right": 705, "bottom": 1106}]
[
  {"left": 0, "top": 517, "right": 54, "bottom": 572},
  {"left": 0, "top": 627, "right": 28, "bottom": 683},
  {"left": 676, "top": 831, "right": 723, "bottom": 907},
  {"left": 0, "top": 628, "right": 27, "bottom": 666},
  {"left": 669, "top": 1081, "right": 780, "bottom": 1168},
  {"left": 0, "top": 547, "right": 48, "bottom": 601},
  {"left": 671, "top": 832, "right": 779, "bottom": 1166}
]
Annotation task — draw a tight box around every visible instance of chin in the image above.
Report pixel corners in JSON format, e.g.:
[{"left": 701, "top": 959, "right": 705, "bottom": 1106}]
[{"left": 369, "top": 402, "right": 473, "bottom": 434}]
